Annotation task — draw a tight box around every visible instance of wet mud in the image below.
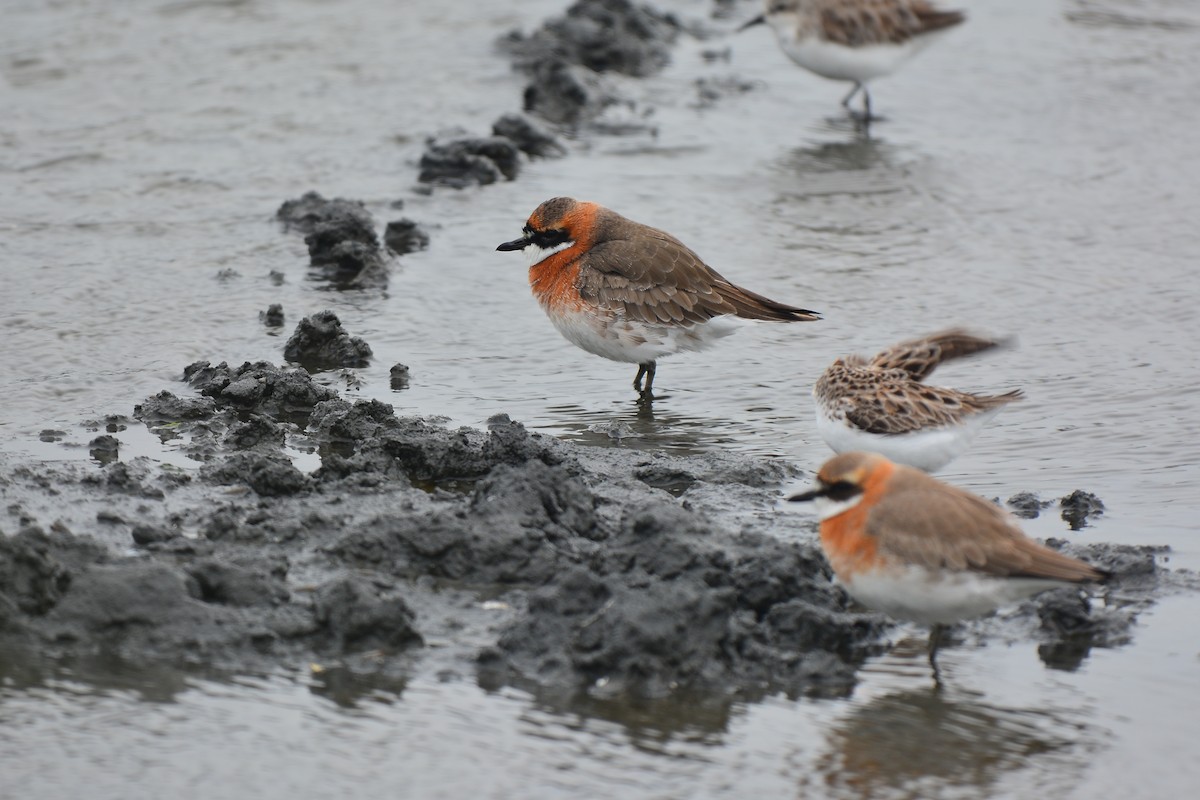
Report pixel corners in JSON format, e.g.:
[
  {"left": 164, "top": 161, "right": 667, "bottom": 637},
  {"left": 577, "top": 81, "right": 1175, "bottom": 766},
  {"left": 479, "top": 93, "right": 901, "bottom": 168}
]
[
  {"left": 383, "top": 218, "right": 430, "bottom": 256},
  {"left": 501, "top": 0, "right": 682, "bottom": 131},
  {"left": 0, "top": 0, "right": 1176, "bottom": 692},
  {"left": 0, "top": 350, "right": 1169, "bottom": 701},
  {"left": 5, "top": 0, "right": 1200, "bottom": 793},
  {"left": 277, "top": 191, "right": 391, "bottom": 288},
  {"left": 281, "top": 311, "right": 373, "bottom": 371}
]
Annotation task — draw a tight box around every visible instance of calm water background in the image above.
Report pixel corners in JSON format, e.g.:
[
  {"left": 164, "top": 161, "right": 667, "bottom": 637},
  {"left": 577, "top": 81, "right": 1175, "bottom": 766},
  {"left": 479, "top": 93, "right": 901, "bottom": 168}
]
[{"left": 2, "top": 0, "right": 1199, "bottom": 796}]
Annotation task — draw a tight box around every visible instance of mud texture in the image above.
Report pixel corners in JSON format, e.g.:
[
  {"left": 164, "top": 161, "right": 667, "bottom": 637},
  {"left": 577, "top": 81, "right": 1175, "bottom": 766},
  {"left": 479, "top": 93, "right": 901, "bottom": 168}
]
[
  {"left": 1061, "top": 490, "right": 1105, "bottom": 531},
  {"left": 282, "top": 310, "right": 373, "bottom": 371},
  {"left": 1007, "top": 491, "right": 1054, "bottom": 519},
  {"left": 276, "top": 191, "right": 372, "bottom": 234},
  {"left": 0, "top": 360, "right": 1170, "bottom": 701},
  {"left": 389, "top": 363, "right": 411, "bottom": 390},
  {"left": 501, "top": 0, "right": 681, "bottom": 130},
  {"left": 412, "top": 0, "right": 677, "bottom": 192},
  {"left": 491, "top": 112, "right": 567, "bottom": 158},
  {"left": 503, "top": 0, "right": 681, "bottom": 78},
  {"left": 383, "top": 219, "right": 430, "bottom": 255},
  {"left": 261, "top": 303, "right": 285, "bottom": 328},
  {"left": 276, "top": 191, "right": 388, "bottom": 288},
  {"left": 1006, "top": 489, "right": 1106, "bottom": 531},
  {"left": 418, "top": 134, "right": 523, "bottom": 189}
]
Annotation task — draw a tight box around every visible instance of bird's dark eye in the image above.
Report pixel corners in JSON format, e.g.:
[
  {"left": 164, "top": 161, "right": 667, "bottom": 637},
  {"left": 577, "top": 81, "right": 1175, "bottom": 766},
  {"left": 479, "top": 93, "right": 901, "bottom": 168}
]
[
  {"left": 529, "top": 228, "right": 570, "bottom": 249},
  {"left": 825, "top": 480, "right": 862, "bottom": 502}
]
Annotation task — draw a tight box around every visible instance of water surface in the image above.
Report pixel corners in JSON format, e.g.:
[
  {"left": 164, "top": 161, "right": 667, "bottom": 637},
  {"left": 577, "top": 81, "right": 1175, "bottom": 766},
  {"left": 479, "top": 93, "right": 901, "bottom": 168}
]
[{"left": 3, "top": 0, "right": 1199, "bottom": 796}]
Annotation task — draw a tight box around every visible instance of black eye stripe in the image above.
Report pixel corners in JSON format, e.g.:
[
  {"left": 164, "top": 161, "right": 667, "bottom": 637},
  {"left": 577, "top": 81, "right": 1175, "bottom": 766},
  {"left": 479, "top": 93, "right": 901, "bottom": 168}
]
[
  {"left": 529, "top": 229, "right": 570, "bottom": 249},
  {"left": 825, "top": 480, "right": 862, "bottom": 502}
]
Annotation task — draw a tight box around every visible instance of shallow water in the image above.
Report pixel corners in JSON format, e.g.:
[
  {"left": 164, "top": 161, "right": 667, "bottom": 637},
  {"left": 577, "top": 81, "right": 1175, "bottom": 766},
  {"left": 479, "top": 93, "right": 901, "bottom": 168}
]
[{"left": 3, "top": 0, "right": 1200, "bottom": 797}]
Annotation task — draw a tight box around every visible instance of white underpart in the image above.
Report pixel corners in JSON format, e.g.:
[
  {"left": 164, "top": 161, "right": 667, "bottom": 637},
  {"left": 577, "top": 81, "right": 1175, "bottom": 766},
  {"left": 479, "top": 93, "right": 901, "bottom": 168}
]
[
  {"left": 525, "top": 240, "right": 576, "bottom": 268},
  {"left": 811, "top": 492, "right": 863, "bottom": 521},
  {"left": 769, "top": 19, "right": 948, "bottom": 83},
  {"left": 814, "top": 404, "right": 1008, "bottom": 473},
  {"left": 544, "top": 306, "right": 745, "bottom": 364},
  {"left": 842, "top": 564, "right": 1076, "bottom": 626}
]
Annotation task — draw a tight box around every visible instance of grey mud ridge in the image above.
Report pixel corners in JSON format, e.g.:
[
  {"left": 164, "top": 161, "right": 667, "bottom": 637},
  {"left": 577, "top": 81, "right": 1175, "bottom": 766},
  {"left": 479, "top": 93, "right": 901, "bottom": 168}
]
[{"left": 0, "top": 358, "right": 1169, "bottom": 704}]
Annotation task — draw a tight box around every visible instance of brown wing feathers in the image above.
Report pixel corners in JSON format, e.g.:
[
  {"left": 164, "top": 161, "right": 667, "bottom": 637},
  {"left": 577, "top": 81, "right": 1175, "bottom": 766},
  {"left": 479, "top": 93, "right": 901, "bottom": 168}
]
[
  {"left": 870, "top": 330, "right": 1009, "bottom": 381},
  {"left": 868, "top": 476, "right": 1107, "bottom": 583},
  {"left": 578, "top": 227, "right": 819, "bottom": 324},
  {"left": 820, "top": 0, "right": 965, "bottom": 47},
  {"left": 912, "top": 2, "right": 966, "bottom": 34}
]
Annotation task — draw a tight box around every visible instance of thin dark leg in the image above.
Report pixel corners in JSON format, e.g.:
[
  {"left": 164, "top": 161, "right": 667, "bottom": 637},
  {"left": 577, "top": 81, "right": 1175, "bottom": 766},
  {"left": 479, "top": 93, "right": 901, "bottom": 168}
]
[
  {"left": 633, "top": 361, "right": 656, "bottom": 395},
  {"left": 928, "top": 623, "right": 946, "bottom": 691},
  {"left": 862, "top": 86, "right": 873, "bottom": 121},
  {"left": 840, "top": 82, "right": 862, "bottom": 108}
]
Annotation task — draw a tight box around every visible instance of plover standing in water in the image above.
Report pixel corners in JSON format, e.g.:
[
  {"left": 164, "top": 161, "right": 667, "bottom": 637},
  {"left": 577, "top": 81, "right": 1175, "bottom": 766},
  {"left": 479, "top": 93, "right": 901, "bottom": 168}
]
[
  {"left": 789, "top": 451, "right": 1108, "bottom": 675},
  {"left": 496, "top": 197, "right": 821, "bottom": 397}
]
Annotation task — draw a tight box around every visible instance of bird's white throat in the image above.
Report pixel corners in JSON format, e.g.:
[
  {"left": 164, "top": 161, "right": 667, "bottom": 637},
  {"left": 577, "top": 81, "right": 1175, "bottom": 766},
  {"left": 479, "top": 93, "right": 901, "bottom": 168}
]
[
  {"left": 812, "top": 493, "right": 864, "bottom": 521},
  {"left": 526, "top": 239, "right": 576, "bottom": 268}
]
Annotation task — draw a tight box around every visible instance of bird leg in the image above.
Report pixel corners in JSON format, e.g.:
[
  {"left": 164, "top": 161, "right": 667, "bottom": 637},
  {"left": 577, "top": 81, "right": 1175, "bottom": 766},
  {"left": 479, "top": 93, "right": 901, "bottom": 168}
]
[
  {"left": 633, "top": 361, "right": 657, "bottom": 395},
  {"left": 840, "top": 82, "right": 862, "bottom": 108},
  {"left": 928, "top": 623, "right": 946, "bottom": 691},
  {"left": 843, "top": 83, "right": 875, "bottom": 129}
]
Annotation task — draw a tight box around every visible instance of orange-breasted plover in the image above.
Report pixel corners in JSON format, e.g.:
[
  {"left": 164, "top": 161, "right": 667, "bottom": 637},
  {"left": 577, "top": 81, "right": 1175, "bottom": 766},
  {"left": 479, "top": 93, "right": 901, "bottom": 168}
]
[
  {"left": 789, "top": 451, "right": 1108, "bottom": 671},
  {"left": 496, "top": 196, "right": 820, "bottom": 396}
]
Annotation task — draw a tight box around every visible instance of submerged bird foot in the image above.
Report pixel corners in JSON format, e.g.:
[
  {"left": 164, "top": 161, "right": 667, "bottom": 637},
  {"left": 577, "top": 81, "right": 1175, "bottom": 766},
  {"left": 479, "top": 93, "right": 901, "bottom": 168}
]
[{"left": 633, "top": 361, "right": 657, "bottom": 395}]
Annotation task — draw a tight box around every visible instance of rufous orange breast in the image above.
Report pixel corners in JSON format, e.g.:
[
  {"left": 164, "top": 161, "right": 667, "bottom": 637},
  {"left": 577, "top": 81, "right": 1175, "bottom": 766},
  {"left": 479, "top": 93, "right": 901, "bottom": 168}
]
[{"left": 497, "top": 196, "right": 820, "bottom": 396}]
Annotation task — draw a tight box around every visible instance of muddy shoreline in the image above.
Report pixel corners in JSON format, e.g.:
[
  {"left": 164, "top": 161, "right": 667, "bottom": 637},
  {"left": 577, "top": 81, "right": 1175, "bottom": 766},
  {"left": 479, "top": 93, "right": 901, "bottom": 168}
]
[
  {"left": 0, "top": 353, "right": 1167, "bottom": 704},
  {"left": 1, "top": 0, "right": 1185, "bottom": 712}
]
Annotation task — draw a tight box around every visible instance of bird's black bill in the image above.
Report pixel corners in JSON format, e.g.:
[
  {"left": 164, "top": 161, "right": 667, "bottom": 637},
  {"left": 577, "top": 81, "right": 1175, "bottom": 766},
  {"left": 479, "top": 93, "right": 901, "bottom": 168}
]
[
  {"left": 496, "top": 237, "right": 530, "bottom": 252},
  {"left": 793, "top": 480, "right": 862, "bottom": 503},
  {"left": 738, "top": 14, "right": 766, "bottom": 32},
  {"left": 787, "top": 487, "right": 825, "bottom": 503}
]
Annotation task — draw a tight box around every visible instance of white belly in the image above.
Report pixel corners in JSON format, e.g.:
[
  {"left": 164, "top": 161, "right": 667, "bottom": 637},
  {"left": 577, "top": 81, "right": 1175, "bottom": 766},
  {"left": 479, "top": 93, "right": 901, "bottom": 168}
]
[
  {"left": 776, "top": 32, "right": 942, "bottom": 83},
  {"left": 814, "top": 405, "right": 1005, "bottom": 473},
  {"left": 844, "top": 565, "right": 1074, "bottom": 626},
  {"left": 544, "top": 306, "right": 744, "bottom": 364}
]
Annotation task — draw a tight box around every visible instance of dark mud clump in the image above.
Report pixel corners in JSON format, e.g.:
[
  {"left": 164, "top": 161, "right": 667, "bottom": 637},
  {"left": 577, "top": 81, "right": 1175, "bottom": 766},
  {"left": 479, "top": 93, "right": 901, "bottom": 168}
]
[
  {"left": 0, "top": 359, "right": 1175, "bottom": 702},
  {"left": 1007, "top": 490, "right": 1104, "bottom": 527},
  {"left": 389, "top": 363, "right": 411, "bottom": 390},
  {"left": 282, "top": 310, "right": 373, "bottom": 371},
  {"left": 261, "top": 303, "right": 285, "bottom": 328},
  {"left": 383, "top": 219, "right": 430, "bottom": 255},
  {"left": 277, "top": 191, "right": 371, "bottom": 234},
  {"left": 133, "top": 359, "right": 339, "bottom": 460},
  {"left": 418, "top": 134, "right": 523, "bottom": 189},
  {"left": 502, "top": 0, "right": 680, "bottom": 77},
  {"left": 184, "top": 359, "right": 339, "bottom": 417},
  {"left": 1017, "top": 538, "right": 1163, "bottom": 671},
  {"left": 1060, "top": 490, "right": 1105, "bottom": 530},
  {"left": 88, "top": 435, "right": 120, "bottom": 465},
  {"left": 501, "top": 0, "right": 681, "bottom": 131},
  {"left": 1007, "top": 491, "right": 1054, "bottom": 519},
  {"left": 480, "top": 500, "right": 886, "bottom": 699},
  {"left": 491, "top": 112, "right": 567, "bottom": 158},
  {"left": 520, "top": 60, "right": 618, "bottom": 128},
  {"left": 308, "top": 408, "right": 566, "bottom": 486},
  {"left": 0, "top": 358, "right": 889, "bottom": 697},
  {"left": 276, "top": 191, "right": 388, "bottom": 288},
  {"left": 315, "top": 577, "right": 424, "bottom": 652}
]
